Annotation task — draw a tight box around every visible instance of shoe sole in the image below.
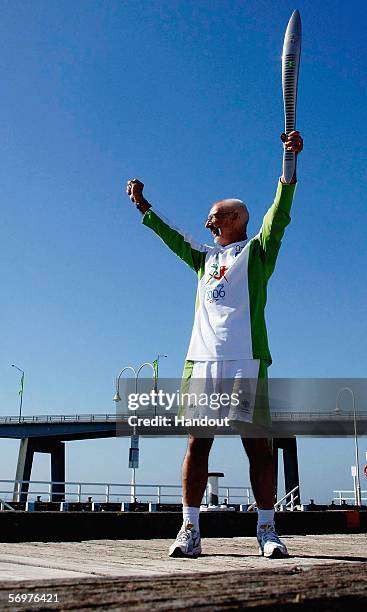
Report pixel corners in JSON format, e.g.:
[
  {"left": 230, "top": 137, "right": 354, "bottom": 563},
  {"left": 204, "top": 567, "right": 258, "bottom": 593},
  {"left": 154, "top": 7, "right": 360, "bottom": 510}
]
[
  {"left": 259, "top": 547, "right": 289, "bottom": 559},
  {"left": 169, "top": 546, "right": 202, "bottom": 559}
]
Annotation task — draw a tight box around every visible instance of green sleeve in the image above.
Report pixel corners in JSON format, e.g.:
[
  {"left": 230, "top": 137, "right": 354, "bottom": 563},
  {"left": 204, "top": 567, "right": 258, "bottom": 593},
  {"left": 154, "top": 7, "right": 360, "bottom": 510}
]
[
  {"left": 142, "top": 209, "right": 207, "bottom": 274},
  {"left": 257, "top": 180, "right": 297, "bottom": 280}
]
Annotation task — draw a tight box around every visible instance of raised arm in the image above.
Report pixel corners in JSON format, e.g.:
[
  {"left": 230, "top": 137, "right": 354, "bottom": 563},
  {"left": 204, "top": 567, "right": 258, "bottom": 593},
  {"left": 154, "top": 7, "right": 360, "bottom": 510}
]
[
  {"left": 257, "top": 131, "right": 303, "bottom": 280},
  {"left": 126, "top": 178, "right": 208, "bottom": 274}
]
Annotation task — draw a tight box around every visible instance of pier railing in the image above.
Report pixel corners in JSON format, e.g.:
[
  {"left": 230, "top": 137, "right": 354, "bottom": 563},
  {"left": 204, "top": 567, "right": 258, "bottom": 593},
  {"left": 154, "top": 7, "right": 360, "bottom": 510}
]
[
  {"left": 1, "top": 411, "right": 367, "bottom": 424},
  {"left": 333, "top": 490, "right": 367, "bottom": 505},
  {"left": 0, "top": 413, "right": 119, "bottom": 424},
  {"left": 0, "top": 479, "right": 253, "bottom": 506},
  {"left": 274, "top": 486, "right": 300, "bottom": 511},
  {"left": 246, "top": 486, "right": 300, "bottom": 512}
]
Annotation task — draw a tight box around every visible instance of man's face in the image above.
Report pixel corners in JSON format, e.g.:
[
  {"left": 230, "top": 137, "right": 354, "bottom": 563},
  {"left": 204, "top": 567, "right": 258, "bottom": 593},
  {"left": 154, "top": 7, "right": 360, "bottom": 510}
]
[{"left": 205, "top": 200, "right": 248, "bottom": 246}]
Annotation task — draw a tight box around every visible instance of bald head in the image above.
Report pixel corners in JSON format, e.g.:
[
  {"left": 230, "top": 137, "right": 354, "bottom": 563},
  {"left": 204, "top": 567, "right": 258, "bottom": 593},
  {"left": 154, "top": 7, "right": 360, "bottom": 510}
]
[
  {"left": 205, "top": 197, "right": 249, "bottom": 246},
  {"left": 214, "top": 198, "right": 249, "bottom": 226}
]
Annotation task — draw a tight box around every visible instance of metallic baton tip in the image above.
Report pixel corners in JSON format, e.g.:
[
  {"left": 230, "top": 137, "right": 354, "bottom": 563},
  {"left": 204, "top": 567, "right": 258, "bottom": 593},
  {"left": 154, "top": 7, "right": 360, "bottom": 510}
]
[{"left": 288, "top": 9, "right": 302, "bottom": 32}]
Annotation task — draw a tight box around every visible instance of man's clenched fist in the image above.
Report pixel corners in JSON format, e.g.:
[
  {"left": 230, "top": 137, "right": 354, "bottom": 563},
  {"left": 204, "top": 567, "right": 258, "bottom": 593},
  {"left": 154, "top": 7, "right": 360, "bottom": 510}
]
[
  {"left": 126, "top": 178, "right": 151, "bottom": 214},
  {"left": 280, "top": 130, "right": 303, "bottom": 154},
  {"left": 126, "top": 178, "right": 145, "bottom": 204},
  {"left": 280, "top": 130, "right": 303, "bottom": 184}
]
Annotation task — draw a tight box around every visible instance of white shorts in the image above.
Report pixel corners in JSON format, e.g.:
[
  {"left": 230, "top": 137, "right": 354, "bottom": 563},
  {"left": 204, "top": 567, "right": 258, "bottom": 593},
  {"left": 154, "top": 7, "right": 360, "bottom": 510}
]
[{"left": 182, "top": 359, "right": 261, "bottom": 425}]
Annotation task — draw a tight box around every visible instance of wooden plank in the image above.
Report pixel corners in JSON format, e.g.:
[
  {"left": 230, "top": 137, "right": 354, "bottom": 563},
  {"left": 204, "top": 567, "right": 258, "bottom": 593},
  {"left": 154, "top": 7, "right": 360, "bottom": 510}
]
[{"left": 0, "top": 562, "right": 366, "bottom": 610}]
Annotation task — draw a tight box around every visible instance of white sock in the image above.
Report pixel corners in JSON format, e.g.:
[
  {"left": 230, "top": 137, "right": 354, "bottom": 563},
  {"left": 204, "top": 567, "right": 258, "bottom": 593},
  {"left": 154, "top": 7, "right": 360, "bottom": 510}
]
[
  {"left": 182, "top": 506, "right": 200, "bottom": 532},
  {"left": 257, "top": 508, "right": 275, "bottom": 531}
]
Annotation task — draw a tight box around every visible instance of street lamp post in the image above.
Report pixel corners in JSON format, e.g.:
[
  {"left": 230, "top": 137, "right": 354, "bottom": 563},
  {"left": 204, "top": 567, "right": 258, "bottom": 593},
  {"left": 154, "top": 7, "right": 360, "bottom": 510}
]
[
  {"left": 154, "top": 354, "right": 167, "bottom": 390},
  {"left": 152, "top": 354, "right": 167, "bottom": 415},
  {"left": 335, "top": 387, "right": 361, "bottom": 506},
  {"left": 113, "top": 362, "right": 157, "bottom": 503},
  {"left": 113, "top": 365, "right": 138, "bottom": 503},
  {"left": 132, "top": 362, "right": 156, "bottom": 502},
  {"left": 11, "top": 365, "right": 24, "bottom": 421},
  {"left": 113, "top": 366, "right": 137, "bottom": 403}
]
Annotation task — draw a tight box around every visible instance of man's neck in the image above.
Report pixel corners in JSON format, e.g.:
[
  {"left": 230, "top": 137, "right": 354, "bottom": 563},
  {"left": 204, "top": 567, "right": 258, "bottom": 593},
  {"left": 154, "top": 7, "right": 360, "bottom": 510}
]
[{"left": 218, "top": 234, "right": 247, "bottom": 247}]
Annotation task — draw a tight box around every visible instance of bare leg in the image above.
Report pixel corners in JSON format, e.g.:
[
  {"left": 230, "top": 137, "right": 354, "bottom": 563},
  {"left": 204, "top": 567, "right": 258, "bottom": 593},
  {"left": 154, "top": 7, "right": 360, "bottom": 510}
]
[
  {"left": 241, "top": 438, "right": 275, "bottom": 509},
  {"left": 182, "top": 435, "right": 214, "bottom": 506}
]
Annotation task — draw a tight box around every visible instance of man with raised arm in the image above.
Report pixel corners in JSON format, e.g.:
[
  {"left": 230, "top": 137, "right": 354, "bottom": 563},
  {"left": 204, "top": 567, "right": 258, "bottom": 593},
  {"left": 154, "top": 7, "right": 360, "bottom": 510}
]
[{"left": 126, "top": 130, "right": 303, "bottom": 558}]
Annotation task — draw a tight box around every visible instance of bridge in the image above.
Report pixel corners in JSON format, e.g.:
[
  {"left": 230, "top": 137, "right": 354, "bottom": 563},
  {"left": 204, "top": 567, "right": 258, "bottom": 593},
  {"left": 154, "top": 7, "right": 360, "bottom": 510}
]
[
  {"left": 1, "top": 410, "right": 367, "bottom": 438},
  {"left": 1, "top": 411, "right": 366, "bottom": 503}
]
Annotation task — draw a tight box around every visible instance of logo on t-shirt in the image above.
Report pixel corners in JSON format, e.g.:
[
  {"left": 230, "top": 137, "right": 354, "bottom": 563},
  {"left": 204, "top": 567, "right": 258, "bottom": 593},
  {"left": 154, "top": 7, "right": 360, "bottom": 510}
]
[
  {"left": 206, "top": 283, "right": 226, "bottom": 303},
  {"left": 206, "top": 263, "right": 228, "bottom": 284}
]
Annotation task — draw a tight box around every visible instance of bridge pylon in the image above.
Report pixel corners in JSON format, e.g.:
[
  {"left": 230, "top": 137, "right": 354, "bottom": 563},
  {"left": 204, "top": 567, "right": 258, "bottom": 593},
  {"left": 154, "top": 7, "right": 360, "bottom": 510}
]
[{"left": 14, "top": 438, "right": 65, "bottom": 502}]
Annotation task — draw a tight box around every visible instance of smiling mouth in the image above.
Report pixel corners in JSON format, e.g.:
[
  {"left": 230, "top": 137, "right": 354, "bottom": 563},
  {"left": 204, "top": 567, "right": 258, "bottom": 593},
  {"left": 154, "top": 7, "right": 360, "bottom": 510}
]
[{"left": 210, "top": 226, "right": 221, "bottom": 237}]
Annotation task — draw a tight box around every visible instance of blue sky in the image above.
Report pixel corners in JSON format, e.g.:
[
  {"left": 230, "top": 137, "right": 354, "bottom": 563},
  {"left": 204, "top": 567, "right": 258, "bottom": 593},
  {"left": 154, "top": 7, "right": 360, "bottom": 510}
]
[{"left": 1, "top": 0, "right": 366, "bottom": 503}]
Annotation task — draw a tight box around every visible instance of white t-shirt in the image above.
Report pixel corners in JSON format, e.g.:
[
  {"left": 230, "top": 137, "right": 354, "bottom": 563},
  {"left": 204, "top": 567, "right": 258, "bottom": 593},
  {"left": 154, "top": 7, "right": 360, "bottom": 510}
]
[{"left": 186, "top": 240, "right": 253, "bottom": 361}]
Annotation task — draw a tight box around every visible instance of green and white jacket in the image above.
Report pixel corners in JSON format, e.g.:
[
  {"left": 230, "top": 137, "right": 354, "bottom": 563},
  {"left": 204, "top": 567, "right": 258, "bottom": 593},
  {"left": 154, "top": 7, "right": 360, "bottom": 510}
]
[{"left": 143, "top": 180, "right": 296, "bottom": 365}]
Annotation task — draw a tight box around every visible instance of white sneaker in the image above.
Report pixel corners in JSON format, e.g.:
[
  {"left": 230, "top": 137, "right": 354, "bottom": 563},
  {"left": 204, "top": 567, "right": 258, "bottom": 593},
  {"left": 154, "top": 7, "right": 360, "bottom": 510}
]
[
  {"left": 169, "top": 521, "right": 202, "bottom": 558},
  {"left": 257, "top": 523, "right": 289, "bottom": 558}
]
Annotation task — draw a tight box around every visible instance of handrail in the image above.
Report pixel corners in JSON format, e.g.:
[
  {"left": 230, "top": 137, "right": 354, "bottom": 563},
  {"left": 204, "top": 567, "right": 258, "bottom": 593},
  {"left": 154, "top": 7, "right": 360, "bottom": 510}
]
[
  {"left": 247, "top": 485, "right": 300, "bottom": 512},
  {"left": 0, "top": 411, "right": 367, "bottom": 424},
  {"left": 333, "top": 489, "right": 367, "bottom": 505},
  {"left": 0, "top": 478, "right": 252, "bottom": 505},
  {"left": 0, "top": 498, "right": 15, "bottom": 511},
  {"left": 274, "top": 486, "right": 299, "bottom": 510}
]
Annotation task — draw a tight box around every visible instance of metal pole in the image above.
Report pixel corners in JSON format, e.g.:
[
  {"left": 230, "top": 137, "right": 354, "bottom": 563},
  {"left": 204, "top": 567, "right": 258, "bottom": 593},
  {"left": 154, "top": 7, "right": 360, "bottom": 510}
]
[
  {"left": 353, "top": 407, "right": 362, "bottom": 506},
  {"left": 113, "top": 365, "right": 138, "bottom": 503},
  {"left": 351, "top": 468, "right": 357, "bottom": 505},
  {"left": 336, "top": 387, "right": 361, "bottom": 507},
  {"left": 152, "top": 355, "right": 167, "bottom": 416},
  {"left": 131, "top": 372, "right": 139, "bottom": 503},
  {"left": 130, "top": 465, "right": 136, "bottom": 504},
  {"left": 130, "top": 362, "right": 156, "bottom": 503},
  {"left": 113, "top": 365, "right": 137, "bottom": 403},
  {"left": 154, "top": 354, "right": 167, "bottom": 391},
  {"left": 19, "top": 373, "right": 24, "bottom": 419},
  {"left": 11, "top": 365, "right": 24, "bottom": 420}
]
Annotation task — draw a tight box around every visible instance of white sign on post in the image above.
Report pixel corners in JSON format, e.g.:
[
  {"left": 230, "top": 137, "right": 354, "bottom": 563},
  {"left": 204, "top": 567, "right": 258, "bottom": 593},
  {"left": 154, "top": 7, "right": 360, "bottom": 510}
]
[{"left": 351, "top": 465, "right": 357, "bottom": 477}]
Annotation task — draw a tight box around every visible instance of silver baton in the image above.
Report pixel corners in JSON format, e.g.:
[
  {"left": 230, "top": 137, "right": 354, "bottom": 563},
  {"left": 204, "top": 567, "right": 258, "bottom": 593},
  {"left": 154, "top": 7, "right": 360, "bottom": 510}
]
[{"left": 282, "top": 10, "right": 302, "bottom": 183}]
